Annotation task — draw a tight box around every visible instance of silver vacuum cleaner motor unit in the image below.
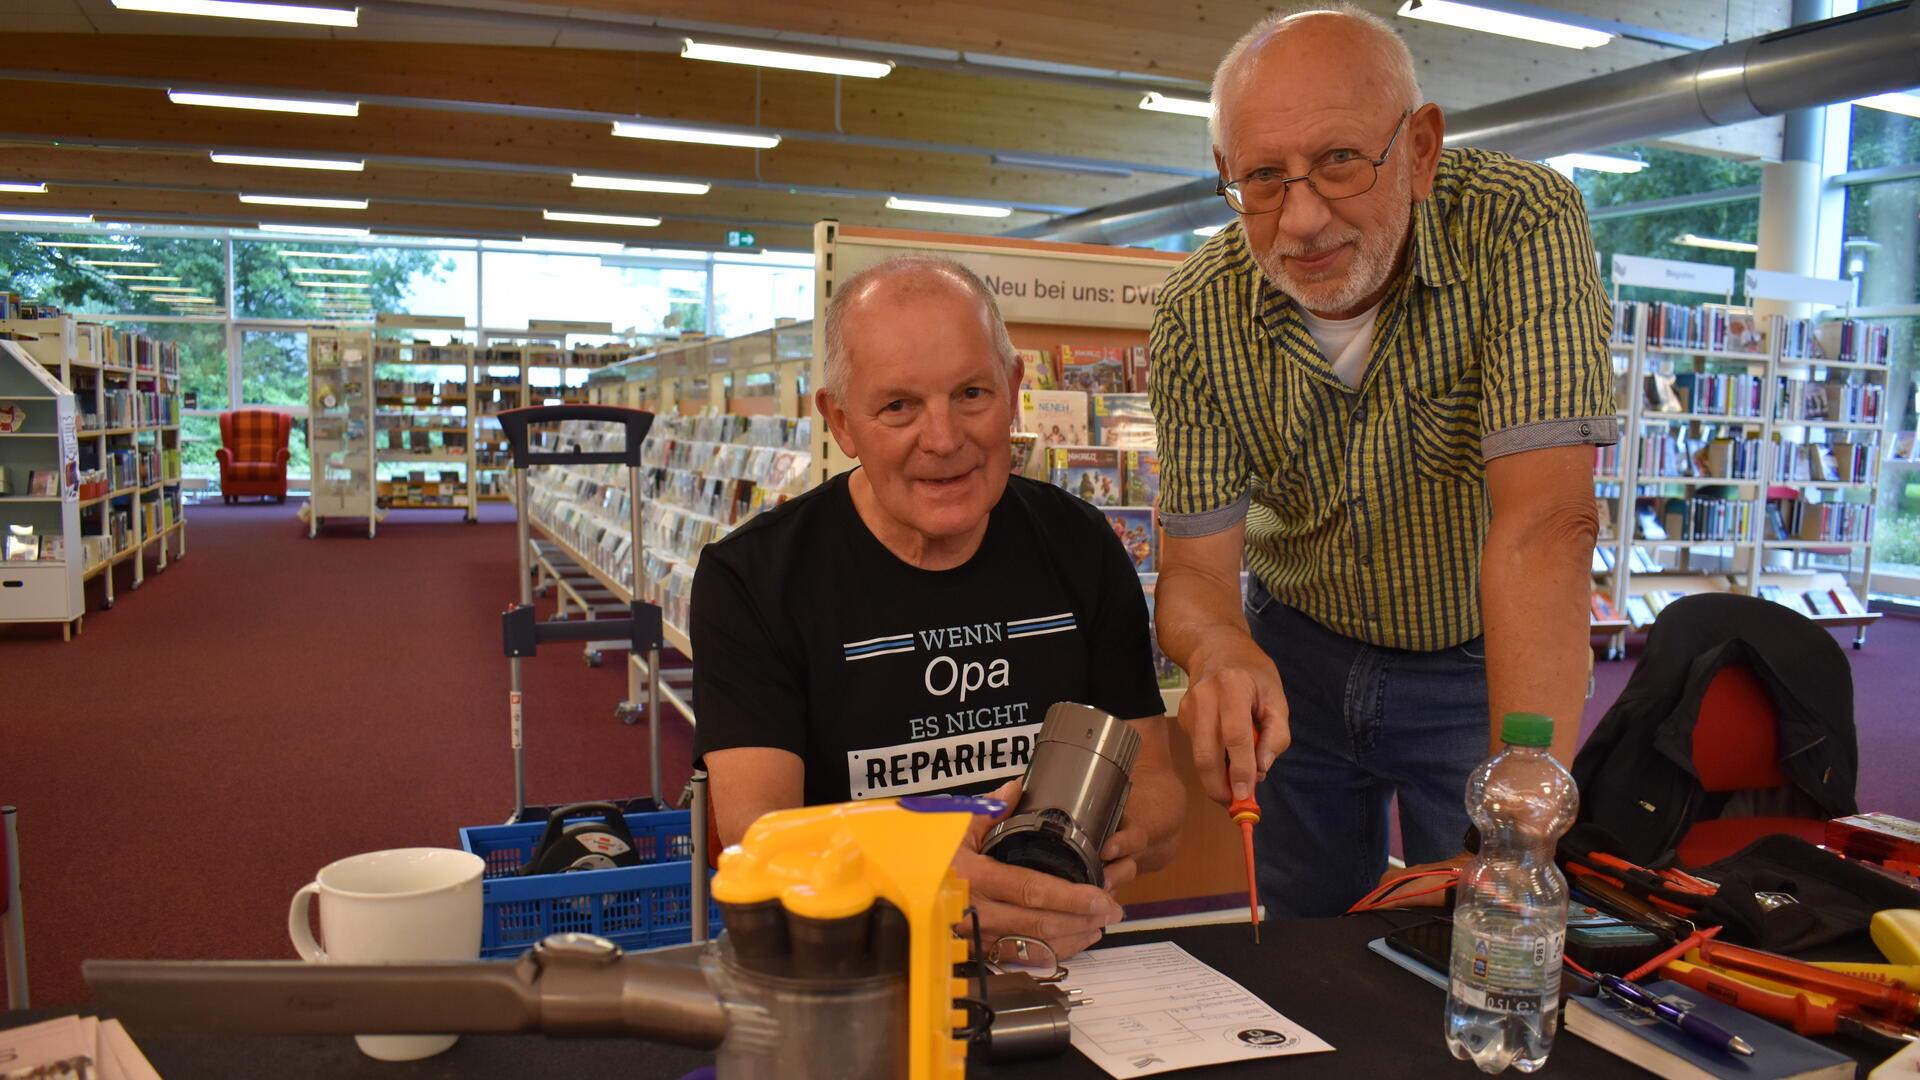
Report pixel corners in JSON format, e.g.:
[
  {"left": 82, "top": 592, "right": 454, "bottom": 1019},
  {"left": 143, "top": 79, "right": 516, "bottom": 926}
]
[{"left": 980, "top": 702, "right": 1139, "bottom": 888}]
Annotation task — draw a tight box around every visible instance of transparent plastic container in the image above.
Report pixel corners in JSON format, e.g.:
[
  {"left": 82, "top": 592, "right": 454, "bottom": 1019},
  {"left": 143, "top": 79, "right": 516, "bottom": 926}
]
[{"left": 1444, "top": 712, "right": 1579, "bottom": 1074}]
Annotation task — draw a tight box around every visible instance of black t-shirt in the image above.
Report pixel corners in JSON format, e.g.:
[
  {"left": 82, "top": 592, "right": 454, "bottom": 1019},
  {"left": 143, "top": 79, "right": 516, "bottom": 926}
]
[{"left": 690, "top": 470, "right": 1165, "bottom": 805}]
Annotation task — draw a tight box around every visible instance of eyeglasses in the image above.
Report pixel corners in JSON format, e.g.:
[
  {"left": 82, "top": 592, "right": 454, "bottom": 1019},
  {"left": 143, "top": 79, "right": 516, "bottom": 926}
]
[{"left": 1217, "top": 109, "right": 1414, "bottom": 216}]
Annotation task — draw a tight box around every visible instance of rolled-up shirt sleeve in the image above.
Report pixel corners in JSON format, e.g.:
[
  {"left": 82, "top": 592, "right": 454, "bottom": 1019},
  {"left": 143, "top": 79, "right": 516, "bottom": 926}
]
[
  {"left": 1150, "top": 301, "right": 1250, "bottom": 537},
  {"left": 1478, "top": 173, "right": 1620, "bottom": 461}
]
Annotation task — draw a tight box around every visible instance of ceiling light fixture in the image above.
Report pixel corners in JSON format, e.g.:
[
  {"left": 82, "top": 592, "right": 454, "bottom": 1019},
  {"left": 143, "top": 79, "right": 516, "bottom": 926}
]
[
  {"left": 0, "top": 211, "right": 94, "bottom": 224},
  {"left": 290, "top": 267, "right": 370, "bottom": 276},
  {"left": 610, "top": 121, "right": 779, "bottom": 150},
  {"left": 240, "top": 193, "right": 369, "bottom": 210},
  {"left": 570, "top": 173, "right": 711, "bottom": 196},
  {"left": 1674, "top": 233, "right": 1758, "bottom": 253},
  {"left": 541, "top": 209, "right": 662, "bottom": 228},
  {"left": 129, "top": 285, "right": 199, "bottom": 292},
  {"left": 169, "top": 90, "right": 359, "bottom": 117},
  {"left": 1192, "top": 225, "right": 1224, "bottom": 237},
  {"left": 77, "top": 260, "right": 161, "bottom": 268},
  {"left": 1853, "top": 92, "right": 1920, "bottom": 119},
  {"left": 259, "top": 223, "right": 371, "bottom": 237},
  {"left": 1544, "top": 152, "right": 1647, "bottom": 174},
  {"left": 210, "top": 153, "right": 364, "bottom": 172},
  {"left": 1396, "top": 0, "right": 1612, "bottom": 49},
  {"left": 990, "top": 153, "right": 1134, "bottom": 179},
  {"left": 0, "top": 182, "right": 48, "bottom": 194},
  {"left": 1139, "top": 92, "right": 1213, "bottom": 118},
  {"left": 160, "top": 298, "right": 218, "bottom": 305},
  {"left": 680, "top": 39, "right": 893, "bottom": 79},
  {"left": 32, "top": 240, "right": 136, "bottom": 250},
  {"left": 103, "top": 273, "right": 182, "bottom": 281},
  {"left": 109, "top": 0, "right": 357, "bottom": 27},
  {"left": 299, "top": 282, "right": 370, "bottom": 290},
  {"left": 516, "top": 237, "right": 628, "bottom": 255},
  {"left": 276, "top": 249, "right": 369, "bottom": 260},
  {"left": 885, "top": 196, "right": 1012, "bottom": 219}
]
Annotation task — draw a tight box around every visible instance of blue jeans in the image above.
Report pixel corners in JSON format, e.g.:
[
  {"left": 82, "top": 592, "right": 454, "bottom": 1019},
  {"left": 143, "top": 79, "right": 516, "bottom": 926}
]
[{"left": 1244, "top": 578, "right": 1489, "bottom": 917}]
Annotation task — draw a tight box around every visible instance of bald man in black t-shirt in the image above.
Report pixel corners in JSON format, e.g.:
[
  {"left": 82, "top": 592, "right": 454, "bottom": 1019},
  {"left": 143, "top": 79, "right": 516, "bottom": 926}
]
[{"left": 692, "top": 254, "right": 1185, "bottom": 958}]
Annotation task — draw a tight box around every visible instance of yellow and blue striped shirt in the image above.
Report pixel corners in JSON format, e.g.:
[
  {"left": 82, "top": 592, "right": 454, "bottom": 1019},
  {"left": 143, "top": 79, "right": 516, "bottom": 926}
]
[{"left": 1150, "top": 148, "right": 1617, "bottom": 652}]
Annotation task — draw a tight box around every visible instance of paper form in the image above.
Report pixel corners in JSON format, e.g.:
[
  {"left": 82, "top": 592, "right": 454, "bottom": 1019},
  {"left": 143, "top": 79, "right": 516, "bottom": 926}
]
[{"left": 1056, "top": 939, "right": 1333, "bottom": 1077}]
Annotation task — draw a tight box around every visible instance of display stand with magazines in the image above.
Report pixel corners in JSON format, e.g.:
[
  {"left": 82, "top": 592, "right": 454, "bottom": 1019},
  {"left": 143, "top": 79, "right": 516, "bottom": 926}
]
[{"left": 0, "top": 338, "right": 84, "bottom": 639}]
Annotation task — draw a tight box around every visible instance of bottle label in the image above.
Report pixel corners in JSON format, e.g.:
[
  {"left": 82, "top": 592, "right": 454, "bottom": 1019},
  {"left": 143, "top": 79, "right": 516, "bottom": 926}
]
[{"left": 1449, "top": 927, "right": 1564, "bottom": 1014}]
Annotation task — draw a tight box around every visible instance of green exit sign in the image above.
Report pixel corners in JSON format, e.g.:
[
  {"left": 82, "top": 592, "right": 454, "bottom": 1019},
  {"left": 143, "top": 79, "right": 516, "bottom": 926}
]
[{"left": 726, "top": 230, "right": 756, "bottom": 248}]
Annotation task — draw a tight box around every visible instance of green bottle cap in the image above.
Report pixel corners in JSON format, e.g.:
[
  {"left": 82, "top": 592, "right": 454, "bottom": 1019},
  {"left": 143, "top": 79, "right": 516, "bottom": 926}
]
[{"left": 1501, "top": 712, "right": 1554, "bottom": 747}]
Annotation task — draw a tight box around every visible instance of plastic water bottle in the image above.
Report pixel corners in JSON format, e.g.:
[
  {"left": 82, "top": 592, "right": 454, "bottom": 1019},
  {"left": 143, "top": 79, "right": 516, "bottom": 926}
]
[{"left": 1444, "top": 712, "right": 1579, "bottom": 1074}]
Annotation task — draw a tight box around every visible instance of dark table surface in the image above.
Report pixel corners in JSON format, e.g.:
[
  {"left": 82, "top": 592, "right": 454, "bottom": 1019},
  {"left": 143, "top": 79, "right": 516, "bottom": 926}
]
[{"left": 6, "top": 912, "right": 1894, "bottom": 1078}]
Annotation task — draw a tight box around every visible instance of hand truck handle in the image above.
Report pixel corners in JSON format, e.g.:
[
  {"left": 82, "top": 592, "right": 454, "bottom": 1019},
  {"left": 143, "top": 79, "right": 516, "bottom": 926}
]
[{"left": 496, "top": 404, "right": 654, "bottom": 468}]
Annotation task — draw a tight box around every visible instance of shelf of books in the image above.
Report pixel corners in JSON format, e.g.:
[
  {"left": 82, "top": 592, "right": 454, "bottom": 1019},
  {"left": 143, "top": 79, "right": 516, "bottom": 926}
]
[
  {"left": 0, "top": 339, "right": 84, "bottom": 639},
  {"left": 306, "top": 328, "right": 376, "bottom": 538},
  {"left": 1595, "top": 278, "right": 1890, "bottom": 654},
  {"left": 1, "top": 300, "right": 185, "bottom": 619},
  {"left": 372, "top": 327, "right": 476, "bottom": 521},
  {"left": 475, "top": 337, "right": 629, "bottom": 501}
]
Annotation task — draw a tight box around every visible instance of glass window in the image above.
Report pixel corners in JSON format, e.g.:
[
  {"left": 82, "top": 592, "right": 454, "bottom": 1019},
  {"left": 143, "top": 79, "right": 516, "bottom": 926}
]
[
  {"left": 234, "top": 241, "right": 476, "bottom": 323},
  {"left": 480, "top": 252, "right": 704, "bottom": 336},
  {"left": 1574, "top": 146, "right": 1763, "bottom": 304},
  {"left": 0, "top": 232, "right": 226, "bottom": 316},
  {"left": 711, "top": 262, "right": 813, "bottom": 338}
]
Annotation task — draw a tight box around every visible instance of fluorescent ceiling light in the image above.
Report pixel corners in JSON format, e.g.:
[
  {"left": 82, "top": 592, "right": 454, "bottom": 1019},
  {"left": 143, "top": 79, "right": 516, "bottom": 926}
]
[
  {"left": 297, "top": 281, "right": 370, "bottom": 289},
  {"left": 0, "top": 211, "right": 93, "bottom": 223},
  {"left": 711, "top": 250, "right": 815, "bottom": 268},
  {"left": 240, "top": 193, "right": 369, "bottom": 210},
  {"left": 109, "top": 0, "right": 357, "bottom": 27},
  {"left": 211, "top": 153, "right": 364, "bottom": 172},
  {"left": 1853, "top": 92, "right": 1920, "bottom": 119},
  {"left": 1544, "top": 152, "right": 1646, "bottom": 174},
  {"left": 291, "top": 267, "right": 370, "bottom": 276},
  {"left": 1675, "top": 233, "right": 1758, "bottom": 253},
  {"left": 516, "top": 237, "right": 628, "bottom": 255},
  {"left": 260, "top": 223, "right": 371, "bottom": 237},
  {"left": 885, "top": 196, "right": 1012, "bottom": 219},
  {"left": 160, "top": 298, "right": 218, "bottom": 305},
  {"left": 990, "top": 153, "right": 1133, "bottom": 179},
  {"left": 1396, "top": 0, "right": 1612, "bottom": 49},
  {"left": 1192, "top": 225, "right": 1224, "bottom": 237},
  {"left": 610, "top": 121, "right": 779, "bottom": 150},
  {"left": 169, "top": 90, "right": 359, "bottom": 117},
  {"left": 277, "top": 249, "right": 368, "bottom": 260},
  {"left": 570, "top": 173, "right": 711, "bottom": 196},
  {"left": 33, "top": 240, "right": 136, "bottom": 250},
  {"left": 0, "top": 182, "right": 48, "bottom": 194},
  {"left": 76, "top": 259, "right": 160, "bottom": 268},
  {"left": 1139, "top": 92, "right": 1212, "bottom": 118},
  {"left": 680, "top": 39, "right": 892, "bottom": 79},
  {"left": 129, "top": 285, "right": 199, "bottom": 292},
  {"left": 103, "top": 273, "right": 182, "bottom": 281},
  {"left": 542, "top": 209, "right": 661, "bottom": 228}
]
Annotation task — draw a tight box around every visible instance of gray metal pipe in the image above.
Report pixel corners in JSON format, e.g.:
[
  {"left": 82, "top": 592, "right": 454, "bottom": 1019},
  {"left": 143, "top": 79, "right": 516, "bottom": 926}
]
[{"left": 1021, "top": 1, "right": 1919, "bottom": 247}]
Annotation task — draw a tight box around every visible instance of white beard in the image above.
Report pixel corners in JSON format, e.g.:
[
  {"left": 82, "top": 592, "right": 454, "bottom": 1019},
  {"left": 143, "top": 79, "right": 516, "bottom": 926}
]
[{"left": 1251, "top": 171, "right": 1413, "bottom": 318}]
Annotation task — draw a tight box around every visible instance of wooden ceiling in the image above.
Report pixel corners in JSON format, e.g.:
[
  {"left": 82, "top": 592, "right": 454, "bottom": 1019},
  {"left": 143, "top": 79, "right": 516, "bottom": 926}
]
[{"left": 0, "top": 0, "right": 1790, "bottom": 249}]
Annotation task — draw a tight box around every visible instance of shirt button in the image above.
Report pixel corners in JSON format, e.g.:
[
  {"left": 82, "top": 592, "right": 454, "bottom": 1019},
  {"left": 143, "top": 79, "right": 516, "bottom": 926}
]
[{"left": 1361, "top": 555, "right": 1374, "bottom": 567}]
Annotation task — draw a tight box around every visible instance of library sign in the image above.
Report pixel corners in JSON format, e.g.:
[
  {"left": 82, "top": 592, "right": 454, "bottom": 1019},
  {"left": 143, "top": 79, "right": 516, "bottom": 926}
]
[{"left": 833, "top": 240, "right": 1180, "bottom": 330}]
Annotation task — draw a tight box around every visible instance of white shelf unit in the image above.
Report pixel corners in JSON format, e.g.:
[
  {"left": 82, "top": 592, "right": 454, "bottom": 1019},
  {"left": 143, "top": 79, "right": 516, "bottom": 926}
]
[
  {"left": 1595, "top": 297, "right": 1891, "bottom": 654},
  {"left": 372, "top": 333, "right": 475, "bottom": 521},
  {"left": 0, "top": 339, "right": 84, "bottom": 640},
  {"left": 306, "top": 327, "right": 377, "bottom": 537},
  {"left": 0, "top": 316, "right": 185, "bottom": 616},
  {"left": 475, "top": 339, "right": 629, "bottom": 502}
]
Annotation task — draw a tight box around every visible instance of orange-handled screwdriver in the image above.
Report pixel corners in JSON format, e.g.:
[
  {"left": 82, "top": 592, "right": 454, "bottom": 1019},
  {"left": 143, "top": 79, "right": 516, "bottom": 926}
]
[{"left": 1228, "top": 787, "right": 1261, "bottom": 944}]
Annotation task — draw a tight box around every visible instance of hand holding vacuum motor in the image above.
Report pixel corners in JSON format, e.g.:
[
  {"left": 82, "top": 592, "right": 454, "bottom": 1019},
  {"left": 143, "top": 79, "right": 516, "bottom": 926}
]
[{"left": 953, "top": 778, "right": 1127, "bottom": 959}]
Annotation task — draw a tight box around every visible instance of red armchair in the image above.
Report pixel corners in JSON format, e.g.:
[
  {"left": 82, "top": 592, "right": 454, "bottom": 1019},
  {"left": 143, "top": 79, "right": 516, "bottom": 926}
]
[{"left": 217, "top": 409, "right": 293, "bottom": 504}]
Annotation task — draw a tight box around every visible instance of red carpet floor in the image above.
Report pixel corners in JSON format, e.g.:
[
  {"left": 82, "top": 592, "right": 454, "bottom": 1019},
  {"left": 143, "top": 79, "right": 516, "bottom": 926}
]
[
  {"left": 3, "top": 501, "right": 1917, "bottom": 1005},
  {"left": 4, "top": 500, "right": 691, "bottom": 1005}
]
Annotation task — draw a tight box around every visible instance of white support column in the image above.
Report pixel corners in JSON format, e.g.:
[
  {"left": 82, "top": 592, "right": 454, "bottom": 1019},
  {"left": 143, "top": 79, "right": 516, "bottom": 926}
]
[{"left": 1753, "top": 0, "right": 1832, "bottom": 322}]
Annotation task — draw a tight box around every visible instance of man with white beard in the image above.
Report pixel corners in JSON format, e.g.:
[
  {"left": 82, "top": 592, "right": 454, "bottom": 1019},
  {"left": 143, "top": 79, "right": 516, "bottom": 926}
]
[{"left": 1150, "top": 2, "right": 1617, "bottom": 917}]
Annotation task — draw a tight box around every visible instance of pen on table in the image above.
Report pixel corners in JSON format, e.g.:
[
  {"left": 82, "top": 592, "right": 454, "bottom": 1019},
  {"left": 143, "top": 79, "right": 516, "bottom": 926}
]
[{"left": 1597, "top": 973, "right": 1755, "bottom": 1057}]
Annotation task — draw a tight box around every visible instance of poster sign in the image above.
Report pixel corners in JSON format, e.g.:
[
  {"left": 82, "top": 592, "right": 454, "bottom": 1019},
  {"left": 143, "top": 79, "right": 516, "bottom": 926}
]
[
  {"left": 1611, "top": 254, "right": 1734, "bottom": 296},
  {"left": 1744, "top": 269, "right": 1853, "bottom": 308},
  {"left": 832, "top": 239, "right": 1180, "bottom": 330}
]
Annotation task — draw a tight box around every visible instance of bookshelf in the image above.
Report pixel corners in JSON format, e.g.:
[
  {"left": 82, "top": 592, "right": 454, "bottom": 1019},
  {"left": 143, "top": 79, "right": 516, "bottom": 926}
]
[
  {"left": 476, "top": 335, "right": 629, "bottom": 502},
  {"left": 305, "top": 327, "right": 376, "bottom": 538},
  {"left": 1597, "top": 277, "right": 1890, "bottom": 652},
  {"left": 0, "top": 312, "right": 185, "bottom": 616},
  {"left": 0, "top": 339, "right": 84, "bottom": 639},
  {"left": 372, "top": 323, "right": 476, "bottom": 521}
]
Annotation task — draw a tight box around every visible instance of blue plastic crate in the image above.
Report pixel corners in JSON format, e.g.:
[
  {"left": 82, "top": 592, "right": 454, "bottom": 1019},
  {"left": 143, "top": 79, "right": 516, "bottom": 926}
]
[{"left": 459, "top": 808, "right": 722, "bottom": 959}]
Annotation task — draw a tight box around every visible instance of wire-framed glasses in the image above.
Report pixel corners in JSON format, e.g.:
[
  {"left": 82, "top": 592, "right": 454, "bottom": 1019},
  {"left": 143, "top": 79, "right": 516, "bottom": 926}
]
[{"left": 1217, "top": 109, "right": 1414, "bottom": 216}]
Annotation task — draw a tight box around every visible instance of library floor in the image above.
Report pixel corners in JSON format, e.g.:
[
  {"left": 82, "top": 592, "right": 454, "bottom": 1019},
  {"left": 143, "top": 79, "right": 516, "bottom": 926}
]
[{"left": 6, "top": 501, "right": 1919, "bottom": 1006}]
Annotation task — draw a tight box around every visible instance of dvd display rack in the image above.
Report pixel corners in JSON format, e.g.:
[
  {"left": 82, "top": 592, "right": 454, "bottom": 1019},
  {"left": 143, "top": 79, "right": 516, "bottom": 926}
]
[
  {"left": 0, "top": 311, "right": 185, "bottom": 615},
  {"left": 1596, "top": 296, "right": 1889, "bottom": 653},
  {"left": 306, "top": 328, "right": 376, "bottom": 537},
  {"left": 475, "top": 339, "right": 628, "bottom": 502},
  {"left": 373, "top": 330, "right": 475, "bottom": 521},
  {"left": 0, "top": 339, "right": 84, "bottom": 639}
]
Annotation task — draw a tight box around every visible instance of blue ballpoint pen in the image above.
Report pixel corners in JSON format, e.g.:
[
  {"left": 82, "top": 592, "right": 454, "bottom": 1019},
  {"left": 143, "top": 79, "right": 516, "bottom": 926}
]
[{"left": 1596, "top": 973, "right": 1756, "bottom": 1057}]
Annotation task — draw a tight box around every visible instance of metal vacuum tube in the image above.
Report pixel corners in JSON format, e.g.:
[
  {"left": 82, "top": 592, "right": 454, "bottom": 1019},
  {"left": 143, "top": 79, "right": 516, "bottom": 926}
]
[{"left": 981, "top": 702, "right": 1140, "bottom": 887}]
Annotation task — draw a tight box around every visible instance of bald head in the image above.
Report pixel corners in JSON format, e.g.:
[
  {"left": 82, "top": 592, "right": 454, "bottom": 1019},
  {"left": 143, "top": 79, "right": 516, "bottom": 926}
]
[
  {"left": 1209, "top": 3, "right": 1422, "bottom": 153},
  {"left": 822, "top": 254, "right": 1018, "bottom": 403}
]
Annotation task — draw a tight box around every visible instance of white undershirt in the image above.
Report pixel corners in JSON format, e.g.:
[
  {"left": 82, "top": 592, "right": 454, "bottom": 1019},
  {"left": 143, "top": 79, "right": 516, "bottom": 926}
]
[{"left": 1299, "top": 302, "right": 1383, "bottom": 389}]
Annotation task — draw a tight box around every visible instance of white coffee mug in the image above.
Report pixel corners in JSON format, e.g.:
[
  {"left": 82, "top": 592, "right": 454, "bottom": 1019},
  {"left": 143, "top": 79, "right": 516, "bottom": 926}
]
[{"left": 288, "top": 847, "right": 486, "bottom": 1061}]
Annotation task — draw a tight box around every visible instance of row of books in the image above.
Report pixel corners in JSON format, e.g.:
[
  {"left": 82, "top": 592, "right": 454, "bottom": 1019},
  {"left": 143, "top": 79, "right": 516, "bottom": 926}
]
[
  {"left": 1638, "top": 303, "right": 1763, "bottom": 354},
  {"left": 137, "top": 493, "right": 180, "bottom": 537},
  {"left": 1634, "top": 497, "right": 1751, "bottom": 543},
  {"left": 1774, "top": 439, "right": 1877, "bottom": 484},
  {"left": 375, "top": 342, "right": 472, "bottom": 365},
  {"left": 1633, "top": 434, "right": 1763, "bottom": 480},
  {"left": 1768, "top": 498, "right": 1873, "bottom": 542},
  {"left": 2, "top": 528, "right": 64, "bottom": 561},
  {"left": 1019, "top": 390, "right": 1156, "bottom": 450},
  {"left": 106, "top": 449, "right": 138, "bottom": 491},
  {"left": 87, "top": 390, "right": 179, "bottom": 430},
  {"left": 477, "top": 345, "right": 629, "bottom": 369},
  {"left": 1591, "top": 546, "right": 1662, "bottom": 575},
  {"left": 0, "top": 293, "right": 66, "bottom": 320},
  {"left": 1045, "top": 447, "right": 1160, "bottom": 508},
  {"left": 1784, "top": 318, "right": 1892, "bottom": 365},
  {"left": 377, "top": 429, "right": 467, "bottom": 454},
  {"left": 1643, "top": 372, "right": 1764, "bottom": 417},
  {"left": 378, "top": 476, "right": 470, "bottom": 508},
  {"left": 114, "top": 331, "right": 180, "bottom": 376},
  {"left": 1760, "top": 582, "right": 1870, "bottom": 618},
  {"left": 1775, "top": 379, "right": 1881, "bottom": 424},
  {"left": 373, "top": 378, "right": 467, "bottom": 398},
  {"left": 1018, "top": 344, "right": 1151, "bottom": 395}
]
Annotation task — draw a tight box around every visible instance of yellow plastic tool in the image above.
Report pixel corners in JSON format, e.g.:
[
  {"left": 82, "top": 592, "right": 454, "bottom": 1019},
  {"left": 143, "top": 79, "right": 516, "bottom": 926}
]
[
  {"left": 1873, "top": 910, "right": 1920, "bottom": 966},
  {"left": 712, "top": 798, "right": 976, "bottom": 1080}
]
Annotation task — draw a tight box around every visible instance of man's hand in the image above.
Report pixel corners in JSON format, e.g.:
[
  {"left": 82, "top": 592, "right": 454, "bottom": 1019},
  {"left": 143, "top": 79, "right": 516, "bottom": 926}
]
[
  {"left": 951, "top": 780, "right": 1126, "bottom": 958},
  {"left": 1370, "top": 853, "right": 1471, "bottom": 909},
  {"left": 1184, "top": 638, "right": 1291, "bottom": 805}
]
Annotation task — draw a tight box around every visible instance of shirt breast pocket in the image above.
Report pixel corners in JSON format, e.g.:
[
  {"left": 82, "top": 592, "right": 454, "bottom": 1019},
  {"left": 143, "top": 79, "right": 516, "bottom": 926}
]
[{"left": 1405, "top": 373, "right": 1484, "bottom": 484}]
